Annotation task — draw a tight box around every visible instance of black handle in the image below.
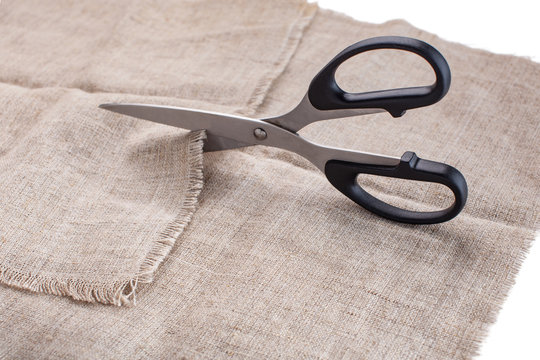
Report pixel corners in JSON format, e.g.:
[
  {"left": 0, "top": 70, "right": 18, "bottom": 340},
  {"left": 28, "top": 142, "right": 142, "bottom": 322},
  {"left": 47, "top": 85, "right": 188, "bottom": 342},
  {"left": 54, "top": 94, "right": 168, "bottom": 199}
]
[
  {"left": 324, "top": 152, "right": 467, "bottom": 224},
  {"left": 308, "top": 36, "right": 451, "bottom": 117}
]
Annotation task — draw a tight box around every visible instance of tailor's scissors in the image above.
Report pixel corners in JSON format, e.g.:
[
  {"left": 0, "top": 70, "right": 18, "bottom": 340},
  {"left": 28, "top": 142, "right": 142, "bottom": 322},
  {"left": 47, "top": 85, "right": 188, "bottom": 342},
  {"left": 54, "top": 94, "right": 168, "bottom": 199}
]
[{"left": 100, "top": 36, "right": 467, "bottom": 224}]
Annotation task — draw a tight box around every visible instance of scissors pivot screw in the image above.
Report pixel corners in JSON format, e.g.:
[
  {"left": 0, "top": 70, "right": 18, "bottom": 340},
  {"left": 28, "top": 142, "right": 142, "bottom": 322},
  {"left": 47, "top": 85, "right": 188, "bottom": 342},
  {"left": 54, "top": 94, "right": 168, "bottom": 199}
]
[{"left": 253, "top": 128, "right": 267, "bottom": 140}]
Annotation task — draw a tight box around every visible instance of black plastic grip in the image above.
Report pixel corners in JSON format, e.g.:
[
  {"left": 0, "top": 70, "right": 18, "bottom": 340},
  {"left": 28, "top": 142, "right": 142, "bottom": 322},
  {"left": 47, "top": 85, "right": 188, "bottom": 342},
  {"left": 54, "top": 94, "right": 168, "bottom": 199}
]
[
  {"left": 308, "top": 36, "right": 451, "bottom": 117},
  {"left": 324, "top": 152, "right": 467, "bottom": 224}
]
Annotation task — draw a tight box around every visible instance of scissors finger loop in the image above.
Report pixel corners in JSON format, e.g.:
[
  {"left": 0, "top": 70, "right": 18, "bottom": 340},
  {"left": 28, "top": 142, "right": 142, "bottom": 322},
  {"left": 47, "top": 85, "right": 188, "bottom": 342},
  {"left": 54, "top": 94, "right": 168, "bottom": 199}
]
[
  {"left": 325, "top": 152, "right": 467, "bottom": 224},
  {"left": 308, "top": 36, "right": 451, "bottom": 118}
]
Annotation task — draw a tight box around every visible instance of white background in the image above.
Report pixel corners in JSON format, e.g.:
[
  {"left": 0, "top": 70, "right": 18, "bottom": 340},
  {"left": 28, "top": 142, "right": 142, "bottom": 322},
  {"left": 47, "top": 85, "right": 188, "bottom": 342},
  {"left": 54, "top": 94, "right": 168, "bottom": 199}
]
[{"left": 310, "top": 1, "right": 540, "bottom": 359}]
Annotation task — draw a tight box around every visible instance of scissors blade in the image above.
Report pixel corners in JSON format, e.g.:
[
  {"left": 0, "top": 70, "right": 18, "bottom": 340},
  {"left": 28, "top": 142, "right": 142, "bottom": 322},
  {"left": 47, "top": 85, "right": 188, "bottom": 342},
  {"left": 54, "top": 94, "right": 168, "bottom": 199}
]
[
  {"left": 203, "top": 133, "right": 252, "bottom": 152},
  {"left": 99, "top": 102, "right": 399, "bottom": 171},
  {"left": 99, "top": 103, "right": 260, "bottom": 151}
]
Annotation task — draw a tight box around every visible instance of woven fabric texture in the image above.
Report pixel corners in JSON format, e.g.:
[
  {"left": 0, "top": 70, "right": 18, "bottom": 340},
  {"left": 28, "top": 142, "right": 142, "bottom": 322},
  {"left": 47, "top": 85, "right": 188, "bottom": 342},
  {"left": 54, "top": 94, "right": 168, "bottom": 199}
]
[
  {"left": 0, "top": 0, "right": 315, "bottom": 305},
  {"left": 1, "top": 0, "right": 539, "bottom": 359},
  {"left": 0, "top": 84, "right": 206, "bottom": 305}
]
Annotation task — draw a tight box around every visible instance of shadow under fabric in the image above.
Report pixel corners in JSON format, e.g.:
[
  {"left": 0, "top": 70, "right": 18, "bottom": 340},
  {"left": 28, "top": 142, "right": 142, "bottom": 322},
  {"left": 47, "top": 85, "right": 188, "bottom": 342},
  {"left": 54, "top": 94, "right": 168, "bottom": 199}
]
[{"left": 0, "top": 1, "right": 538, "bottom": 359}]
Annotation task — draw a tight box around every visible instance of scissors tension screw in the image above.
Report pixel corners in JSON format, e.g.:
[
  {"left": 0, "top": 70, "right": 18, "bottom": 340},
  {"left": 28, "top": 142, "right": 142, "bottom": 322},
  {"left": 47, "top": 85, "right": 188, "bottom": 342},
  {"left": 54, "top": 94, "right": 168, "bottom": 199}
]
[{"left": 253, "top": 128, "right": 267, "bottom": 140}]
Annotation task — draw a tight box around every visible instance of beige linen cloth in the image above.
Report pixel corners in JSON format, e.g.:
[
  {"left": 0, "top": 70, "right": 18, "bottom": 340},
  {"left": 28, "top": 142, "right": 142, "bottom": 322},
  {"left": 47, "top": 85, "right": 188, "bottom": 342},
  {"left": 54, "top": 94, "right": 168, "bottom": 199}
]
[
  {"left": 0, "top": 0, "right": 314, "bottom": 305},
  {"left": 0, "top": 0, "right": 539, "bottom": 359}
]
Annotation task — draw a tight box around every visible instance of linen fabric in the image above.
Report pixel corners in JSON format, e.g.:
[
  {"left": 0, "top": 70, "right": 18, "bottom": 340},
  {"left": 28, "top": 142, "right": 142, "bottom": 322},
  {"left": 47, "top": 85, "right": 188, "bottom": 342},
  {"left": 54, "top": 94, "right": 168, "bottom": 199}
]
[
  {"left": 0, "top": 83, "right": 207, "bottom": 305},
  {"left": 0, "top": 0, "right": 315, "bottom": 305},
  {"left": 1, "top": 0, "right": 539, "bottom": 359}
]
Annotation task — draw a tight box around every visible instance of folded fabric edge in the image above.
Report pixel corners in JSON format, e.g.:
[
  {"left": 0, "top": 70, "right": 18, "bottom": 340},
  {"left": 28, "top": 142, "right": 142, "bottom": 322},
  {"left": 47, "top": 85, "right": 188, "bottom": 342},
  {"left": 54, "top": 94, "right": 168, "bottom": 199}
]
[{"left": 0, "top": 130, "right": 206, "bottom": 307}]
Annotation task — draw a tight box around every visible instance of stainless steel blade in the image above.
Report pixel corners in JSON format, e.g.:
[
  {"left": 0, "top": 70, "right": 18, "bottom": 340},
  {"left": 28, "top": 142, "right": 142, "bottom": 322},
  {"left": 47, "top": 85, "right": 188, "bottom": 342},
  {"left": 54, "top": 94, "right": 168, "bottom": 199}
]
[
  {"left": 99, "top": 103, "right": 399, "bottom": 171},
  {"left": 99, "top": 103, "right": 265, "bottom": 150},
  {"left": 99, "top": 103, "right": 252, "bottom": 151},
  {"left": 203, "top": 133, "right": 252, "bottom": 152},
  {"left": 99, "top": 103, "right": 248, "bottom": 132}
]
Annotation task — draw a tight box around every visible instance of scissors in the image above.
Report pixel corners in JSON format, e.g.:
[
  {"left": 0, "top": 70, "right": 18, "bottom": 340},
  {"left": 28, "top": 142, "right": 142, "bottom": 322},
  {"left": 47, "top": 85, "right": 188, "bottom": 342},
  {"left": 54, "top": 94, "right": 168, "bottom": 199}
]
[{"left": 100, "top": 36, "right": 467, "bottom": 224}]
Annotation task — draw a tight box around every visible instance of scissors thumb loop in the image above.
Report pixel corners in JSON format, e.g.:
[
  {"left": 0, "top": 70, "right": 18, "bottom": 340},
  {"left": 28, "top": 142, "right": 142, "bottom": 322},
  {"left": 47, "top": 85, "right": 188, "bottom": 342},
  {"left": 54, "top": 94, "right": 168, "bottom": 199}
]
[
  {"left": 324, "top": 152, "right": 468, "bottom": 224},
  {"left": 308, "top": 36, "right": 451, "bottom": 117}
]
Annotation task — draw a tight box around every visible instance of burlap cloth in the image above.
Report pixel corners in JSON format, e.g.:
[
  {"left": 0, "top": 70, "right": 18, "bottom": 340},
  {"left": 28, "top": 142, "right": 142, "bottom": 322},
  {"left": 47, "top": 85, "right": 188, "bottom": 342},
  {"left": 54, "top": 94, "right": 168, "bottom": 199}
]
[{"left": 0, "top": 0, "right": 538, "bottom": 359}]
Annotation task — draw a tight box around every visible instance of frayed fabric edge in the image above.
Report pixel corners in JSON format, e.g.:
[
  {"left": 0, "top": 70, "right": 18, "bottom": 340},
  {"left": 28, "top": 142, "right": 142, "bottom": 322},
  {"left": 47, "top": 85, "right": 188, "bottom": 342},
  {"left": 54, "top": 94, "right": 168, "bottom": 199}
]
[
  {"left": 123, "top": 130, "right": 206, "bottom": 305},
  {"left": 0, "top": 130, "right": 206, "bottom": 306},
  {"left": 121, "top": 129, "right": 206, "bottom": 306},
  {"left": 0, "top": 265, "right": 131, "bottom": 305},
  {"left": 243, "top": 2, "right": 317, "bottom": 116}
]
